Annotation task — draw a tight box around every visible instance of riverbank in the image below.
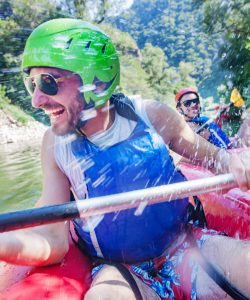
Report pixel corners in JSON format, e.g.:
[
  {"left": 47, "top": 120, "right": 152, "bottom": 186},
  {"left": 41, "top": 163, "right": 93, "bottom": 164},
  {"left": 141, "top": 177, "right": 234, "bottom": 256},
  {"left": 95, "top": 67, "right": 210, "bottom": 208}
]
[{"left": 0, "top": 110, "right": 47, "bottom": 145}]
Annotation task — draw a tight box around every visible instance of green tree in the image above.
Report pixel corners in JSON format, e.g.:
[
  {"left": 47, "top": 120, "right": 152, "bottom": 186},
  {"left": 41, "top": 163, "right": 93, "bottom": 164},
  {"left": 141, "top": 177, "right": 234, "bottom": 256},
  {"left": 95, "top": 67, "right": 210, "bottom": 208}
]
[
  {"left": 0, "top": 0, "right": 65, "bottom": 122},
  {"left": 141, "top": 43, "right": 196, "bottom": 105},
  {"left": 141, "top": 43, "right": 169, "bottom": 87},
  {"left": 61, "top": 0, "right": 130, "bottom": 24},
  {"left": 197, "top": 0, "right": 250, "bottom": 99},
  {"left": 100, "top": 25, "right": 154, "bottom": 99}
]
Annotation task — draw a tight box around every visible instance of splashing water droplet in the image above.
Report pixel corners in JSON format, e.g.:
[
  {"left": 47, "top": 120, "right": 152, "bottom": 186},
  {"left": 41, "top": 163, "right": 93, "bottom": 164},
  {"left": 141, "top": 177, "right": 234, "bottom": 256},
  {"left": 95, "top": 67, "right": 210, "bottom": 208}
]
[{"left": 134, "top": 200, "right": 148, "bottom": 216}]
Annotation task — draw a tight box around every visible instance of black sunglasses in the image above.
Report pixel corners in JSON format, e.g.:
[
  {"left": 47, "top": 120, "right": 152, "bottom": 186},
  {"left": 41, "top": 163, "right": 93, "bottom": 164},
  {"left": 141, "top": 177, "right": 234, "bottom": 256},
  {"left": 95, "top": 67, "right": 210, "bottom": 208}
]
[
  {"left": 182, "top": 98, "right": 200, "bottom": 107},
  {"left": 24, "top": 73, "right": 72, "bottom": 96}
]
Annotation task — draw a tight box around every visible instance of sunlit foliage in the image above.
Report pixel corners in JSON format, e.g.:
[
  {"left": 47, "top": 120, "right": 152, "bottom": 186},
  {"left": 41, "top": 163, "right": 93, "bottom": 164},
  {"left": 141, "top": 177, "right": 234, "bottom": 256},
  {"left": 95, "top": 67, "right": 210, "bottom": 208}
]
[{"left": 197, "top": 0, "right": 250, "bottom": 101}]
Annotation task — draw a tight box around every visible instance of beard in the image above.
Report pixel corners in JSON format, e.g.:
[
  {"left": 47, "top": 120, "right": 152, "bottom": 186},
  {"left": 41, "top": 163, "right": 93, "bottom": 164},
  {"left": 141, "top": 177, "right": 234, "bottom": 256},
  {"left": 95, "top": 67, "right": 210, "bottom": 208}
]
[
  {"left": 51, "top": 121, "right": 76, "bottom": 136},
  {"left": 51, "top": 105, "right": 83, "bottom": 136}
]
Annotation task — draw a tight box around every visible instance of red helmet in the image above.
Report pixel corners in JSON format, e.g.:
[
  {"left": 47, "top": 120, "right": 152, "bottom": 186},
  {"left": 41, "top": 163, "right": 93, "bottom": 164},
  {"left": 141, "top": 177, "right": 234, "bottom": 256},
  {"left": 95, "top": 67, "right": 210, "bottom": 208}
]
[{"left": 175, "top": 87, "right": 199, "bottom": 106}]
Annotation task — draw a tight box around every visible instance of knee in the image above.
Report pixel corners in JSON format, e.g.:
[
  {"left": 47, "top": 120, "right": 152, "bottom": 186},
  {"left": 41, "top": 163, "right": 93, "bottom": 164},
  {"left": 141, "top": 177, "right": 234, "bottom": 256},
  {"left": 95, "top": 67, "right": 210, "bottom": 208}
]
[
  {"left": 84, "top": 285, "right": 105, "bottom": 300},
  {"left": 84, "top": 285, "right": 112, "bottom": 300},
  {"left": 84, "top": 283, "right": 135, "bottom": 300}
]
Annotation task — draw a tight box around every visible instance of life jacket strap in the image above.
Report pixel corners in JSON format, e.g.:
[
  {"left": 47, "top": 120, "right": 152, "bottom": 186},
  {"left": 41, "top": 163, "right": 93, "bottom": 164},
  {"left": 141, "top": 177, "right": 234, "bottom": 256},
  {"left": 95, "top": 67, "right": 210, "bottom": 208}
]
[{"left": 110, "top": 93, "right": 139, "bottom": 122}]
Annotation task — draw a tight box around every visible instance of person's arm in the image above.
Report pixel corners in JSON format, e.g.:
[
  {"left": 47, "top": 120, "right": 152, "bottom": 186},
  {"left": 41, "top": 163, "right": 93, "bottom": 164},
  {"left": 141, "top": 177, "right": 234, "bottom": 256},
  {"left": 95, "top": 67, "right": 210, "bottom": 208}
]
[
  {"left": 0, "top": 129, "right": 71, "bottom": 266},
  {"left": 145, "top": 100, "right": 250, "bottom": 191},
  {"left": 232, "top": 112, "right": 250, "bottom": 148}
]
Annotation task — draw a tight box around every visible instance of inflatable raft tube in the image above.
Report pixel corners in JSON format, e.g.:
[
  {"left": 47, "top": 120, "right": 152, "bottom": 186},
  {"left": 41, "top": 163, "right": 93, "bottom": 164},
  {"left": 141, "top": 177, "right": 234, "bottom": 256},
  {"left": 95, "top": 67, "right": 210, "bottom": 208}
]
[{"left": 179, "top": 162, "right": 249, "bottom": 239}]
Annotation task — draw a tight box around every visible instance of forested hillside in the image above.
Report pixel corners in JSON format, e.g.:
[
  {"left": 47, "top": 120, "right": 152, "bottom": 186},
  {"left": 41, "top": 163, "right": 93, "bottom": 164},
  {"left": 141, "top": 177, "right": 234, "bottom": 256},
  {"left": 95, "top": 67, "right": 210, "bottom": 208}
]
[
  {"left": 109, "top": 0, "right": 225, "bottom": 100},
  {"left": 111, "top": 0, "right": 214, "bottom": 77},
  {"left": 110, "top": 0, "right": 250, "bottom": 103}
]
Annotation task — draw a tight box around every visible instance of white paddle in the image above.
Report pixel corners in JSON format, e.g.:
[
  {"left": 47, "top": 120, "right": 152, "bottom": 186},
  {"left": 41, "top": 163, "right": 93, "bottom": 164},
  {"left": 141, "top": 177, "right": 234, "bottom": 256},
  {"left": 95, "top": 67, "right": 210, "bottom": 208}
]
[{"left": 0, "top": 173, "right": 237, "bottom": 233}]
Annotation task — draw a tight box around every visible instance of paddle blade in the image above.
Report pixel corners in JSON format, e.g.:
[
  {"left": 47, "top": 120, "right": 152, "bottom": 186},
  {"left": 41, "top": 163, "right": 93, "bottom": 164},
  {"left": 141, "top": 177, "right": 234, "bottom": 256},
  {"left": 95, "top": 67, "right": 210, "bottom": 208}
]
[{"left": 230, "top": 88, "right": 245, "bottom": 107}]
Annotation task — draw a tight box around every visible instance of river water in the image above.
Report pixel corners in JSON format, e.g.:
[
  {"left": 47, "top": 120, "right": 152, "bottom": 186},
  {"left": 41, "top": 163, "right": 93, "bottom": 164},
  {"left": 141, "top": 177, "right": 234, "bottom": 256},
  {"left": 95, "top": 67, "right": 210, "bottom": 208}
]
[{"left": 0, "top": 142, "right": 42, "bottom": 213}]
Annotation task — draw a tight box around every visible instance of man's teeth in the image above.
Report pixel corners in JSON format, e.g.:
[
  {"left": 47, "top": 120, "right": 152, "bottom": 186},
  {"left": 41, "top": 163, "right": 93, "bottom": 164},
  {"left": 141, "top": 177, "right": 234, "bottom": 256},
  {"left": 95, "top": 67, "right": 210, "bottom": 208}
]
[{"left": 45, "top": 108, "right": 64, "bottom": 116}]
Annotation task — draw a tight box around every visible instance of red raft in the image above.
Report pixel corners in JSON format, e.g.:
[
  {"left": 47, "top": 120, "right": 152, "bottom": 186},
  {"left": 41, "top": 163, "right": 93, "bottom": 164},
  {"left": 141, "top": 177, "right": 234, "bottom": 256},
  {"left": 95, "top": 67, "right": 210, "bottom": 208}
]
[{"left": 1, "top": 163, "right": 249, "bottom": 299}]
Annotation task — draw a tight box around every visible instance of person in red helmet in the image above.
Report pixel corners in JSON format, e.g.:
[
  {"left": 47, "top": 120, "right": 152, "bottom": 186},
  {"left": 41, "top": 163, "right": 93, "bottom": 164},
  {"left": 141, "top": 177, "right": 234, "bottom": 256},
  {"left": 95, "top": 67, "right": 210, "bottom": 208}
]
[
  {"left": 175, "top": 87, "right": 200, "bottom": 120},
  {"left": 175, "top": 87, "right": 231, "bottom": 149}
]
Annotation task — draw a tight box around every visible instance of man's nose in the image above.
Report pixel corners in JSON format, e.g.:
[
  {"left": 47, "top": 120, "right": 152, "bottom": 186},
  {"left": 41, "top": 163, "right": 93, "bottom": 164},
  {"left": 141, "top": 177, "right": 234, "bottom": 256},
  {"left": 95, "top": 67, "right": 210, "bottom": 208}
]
[
  {"left": 190, "top": 102, "right": 198, "bottom": 108},
  {"left": 31, "top": 88, "right": 49, "bottom": 108}
]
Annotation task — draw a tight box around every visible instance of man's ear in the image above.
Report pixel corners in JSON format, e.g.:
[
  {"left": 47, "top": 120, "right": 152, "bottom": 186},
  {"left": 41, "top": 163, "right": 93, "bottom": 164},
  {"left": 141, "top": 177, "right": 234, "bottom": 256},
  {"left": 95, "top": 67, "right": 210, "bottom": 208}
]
[{"left": 95, "top": 82, "right": 107, "bottom": 94}]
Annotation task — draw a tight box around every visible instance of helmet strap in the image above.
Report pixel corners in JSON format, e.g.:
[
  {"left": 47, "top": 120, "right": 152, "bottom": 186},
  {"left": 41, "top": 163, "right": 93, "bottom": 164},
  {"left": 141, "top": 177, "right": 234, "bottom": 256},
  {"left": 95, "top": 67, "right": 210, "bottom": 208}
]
[
  {"left": 177, "top": 106, "right": 191, "bottom": 120},
  {"left": 75, "top": 125, "right": 86, "bottom": 137}
]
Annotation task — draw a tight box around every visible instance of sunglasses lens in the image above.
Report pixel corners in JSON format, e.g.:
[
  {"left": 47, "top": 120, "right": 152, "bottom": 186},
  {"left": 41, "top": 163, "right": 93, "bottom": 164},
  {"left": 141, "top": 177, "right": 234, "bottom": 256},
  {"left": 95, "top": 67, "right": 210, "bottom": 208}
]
[
  {"left": 184, "top": 101, "right": 192, "bottom": 107},
  {"left": 38, "top": 74, "right": 58, "bottom": 95},
  {"left": 24, "top": 74, "right": 58, "bottom": 96},
  {"left": 24, "top": 77, "right": 35, "bottom": 95},
  {"left": 183, "top": 98, "right": 199, "bottom": 107}
]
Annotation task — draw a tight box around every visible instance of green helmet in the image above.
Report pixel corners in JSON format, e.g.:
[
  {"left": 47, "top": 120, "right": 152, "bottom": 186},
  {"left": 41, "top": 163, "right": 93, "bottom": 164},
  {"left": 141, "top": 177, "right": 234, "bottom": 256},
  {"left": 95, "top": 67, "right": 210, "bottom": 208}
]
[{"left": 22, "top": 18, "right": 120, "bottom": 107}]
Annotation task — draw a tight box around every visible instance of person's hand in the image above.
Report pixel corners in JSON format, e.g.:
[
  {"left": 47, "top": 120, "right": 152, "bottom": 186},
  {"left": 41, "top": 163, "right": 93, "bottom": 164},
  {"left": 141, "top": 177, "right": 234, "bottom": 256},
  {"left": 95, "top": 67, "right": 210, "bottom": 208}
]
[
  {"left": 189, "top": 123, "right": 210, "bottom": 140},
  {"left": 199, "top": 128, "right": 210, "bottom": 140},
  {"left": 214, "top": 149, "right": 250, "bottom": 192}
]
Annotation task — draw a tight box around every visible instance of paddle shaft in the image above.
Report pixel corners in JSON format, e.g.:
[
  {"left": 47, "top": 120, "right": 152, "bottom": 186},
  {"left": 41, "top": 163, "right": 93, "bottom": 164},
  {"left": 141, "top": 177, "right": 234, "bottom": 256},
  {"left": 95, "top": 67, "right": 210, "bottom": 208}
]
[
  {"left": 0, "top": 173, "right": 237, "bottom": 233},
  {"left": 196, "top": 102, "right": 233, "bottom": 134}
]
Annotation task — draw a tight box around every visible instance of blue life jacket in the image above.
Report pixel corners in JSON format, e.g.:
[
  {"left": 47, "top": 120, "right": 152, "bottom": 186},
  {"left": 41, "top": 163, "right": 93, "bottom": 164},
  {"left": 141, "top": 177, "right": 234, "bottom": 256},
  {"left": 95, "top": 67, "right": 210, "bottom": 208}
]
[
  {"left": 191, "top": 116, "right": 231, "bottom": 149},
  {"left": 70, "top": 95, "right": 189, "bottom": 262}
]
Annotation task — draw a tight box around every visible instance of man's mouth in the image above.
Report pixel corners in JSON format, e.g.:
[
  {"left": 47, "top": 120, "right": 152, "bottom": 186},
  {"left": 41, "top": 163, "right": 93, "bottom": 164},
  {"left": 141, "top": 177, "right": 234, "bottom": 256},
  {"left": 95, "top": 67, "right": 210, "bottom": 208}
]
[
  {"left": 44, "top": 108, "right": 65, "bottom": 120},
  {"left": 190, "top": 107, "right": 199, "bottom": 113}
]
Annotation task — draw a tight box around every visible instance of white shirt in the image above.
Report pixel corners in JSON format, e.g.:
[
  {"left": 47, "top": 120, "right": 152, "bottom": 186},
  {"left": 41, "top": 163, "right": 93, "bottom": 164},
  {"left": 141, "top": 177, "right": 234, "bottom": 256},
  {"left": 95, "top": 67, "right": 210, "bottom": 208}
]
[{"left": 89, "top": 97, "right": 152, "bottom": 148}]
